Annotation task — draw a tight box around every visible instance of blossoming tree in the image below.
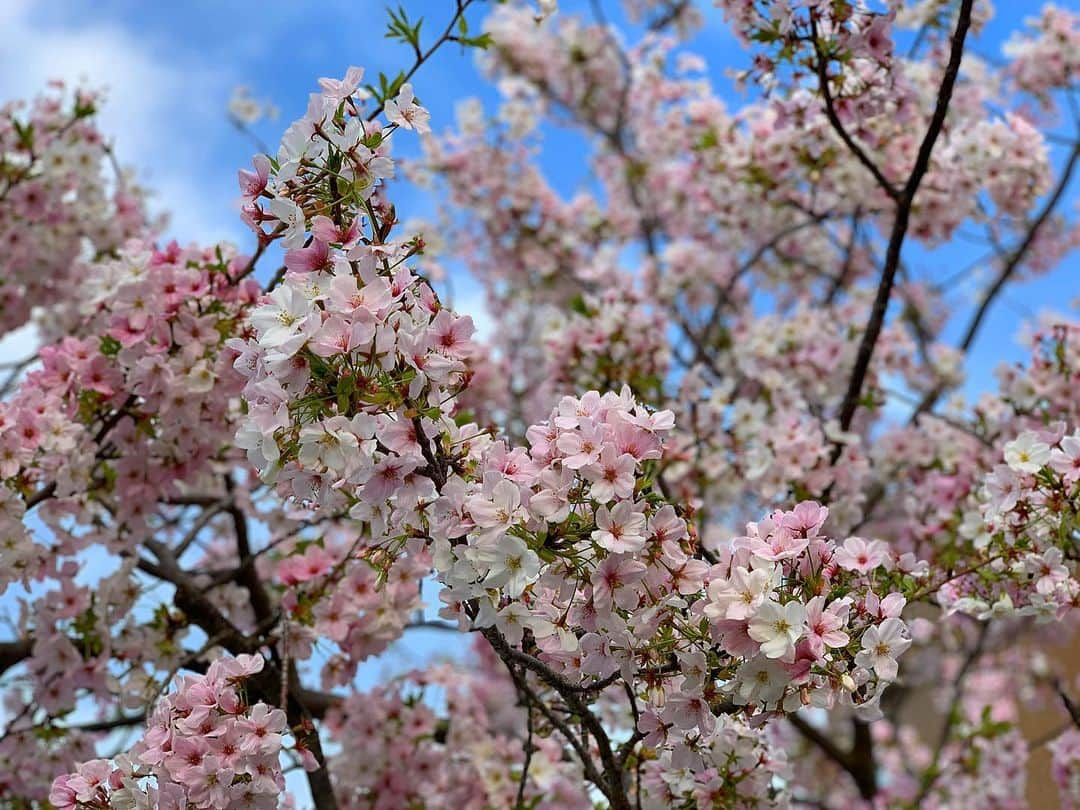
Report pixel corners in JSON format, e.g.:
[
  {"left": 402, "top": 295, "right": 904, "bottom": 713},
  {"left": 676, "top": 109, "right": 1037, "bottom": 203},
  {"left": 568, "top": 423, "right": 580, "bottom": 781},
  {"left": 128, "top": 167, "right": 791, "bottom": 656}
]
[{"left": 1, "top": 0, "right": 1079, "bottom": 807}]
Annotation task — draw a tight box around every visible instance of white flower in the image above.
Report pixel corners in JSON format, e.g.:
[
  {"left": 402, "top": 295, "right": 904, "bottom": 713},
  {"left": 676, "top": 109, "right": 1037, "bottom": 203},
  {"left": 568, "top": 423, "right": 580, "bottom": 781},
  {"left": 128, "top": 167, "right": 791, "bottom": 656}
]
[
  {"left": 268, "top": 196, "right": 307, "bottom": 249},
  {"left": 592, "top": 501, "right": 647, "bottom": 553},
  {"left": 535, "top": 0, "right": 558, "bottom": 21},
  {"left": 495, "top": 602, "right": 543, "bottom": 646},
  {"left": 978, "top": 593, "right": 1016, "bottom": 620},
  {"left": 704, "top": 565, "right": 774, "bottom": 621},
  {"left": 855, "top": 618, "right": 911, "bottom": 681},
  {"left": 747, "top": 600, "right": 806, "bottom": 659},
  {"left": 249, "top": 284, "right": 316, "bottom": 354},
  {"left": 733, "top": 657, "right": 787, "bottom": 706},
  {"left": 234, "top": 404, "right": 289, "bottom": 480},
  {"left": 384, "top": 83, "right": 431, "bottom": 134},
  {"left": 468, "top": 478, "right": 525, "bottom": 542},
  {"left": 297, "top": 416, "right": 363, "bottom": 473},
  {"left": 1003, "top": 431, "right": 1051, "bottom": 473},
  {"left": 473, "top": 535, "right": 540, "bottom": 598}
]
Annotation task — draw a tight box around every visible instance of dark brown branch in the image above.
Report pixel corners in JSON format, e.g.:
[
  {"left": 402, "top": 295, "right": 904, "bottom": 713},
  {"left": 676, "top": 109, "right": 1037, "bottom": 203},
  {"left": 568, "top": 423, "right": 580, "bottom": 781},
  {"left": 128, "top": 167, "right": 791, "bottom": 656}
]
[
  {"left": 834, "top": 0, "right": 974, "bottom": 437},
  {"left": 224, "top": 475, "right": 274, "bottom": 625},
  {"left": 505, "top": 662, "right": 608, "bottom": 796},
  {"left": 1055, "top": 680, "right": 1080, "bottom": 730},
  {"left": 0, "top": 639, "right": 33, "bottom": 676},
  {"left": 513, "top": 666, "right": 536, "bottom": 810},
  {"left": 483, "top": 627, "right": 631, "bottom": 810},
  {"left": 788, "top": 714, "right": 877, "bottom": 800},
  {"left": 810, "top": 15, "right": 901, "bottom": 202}
]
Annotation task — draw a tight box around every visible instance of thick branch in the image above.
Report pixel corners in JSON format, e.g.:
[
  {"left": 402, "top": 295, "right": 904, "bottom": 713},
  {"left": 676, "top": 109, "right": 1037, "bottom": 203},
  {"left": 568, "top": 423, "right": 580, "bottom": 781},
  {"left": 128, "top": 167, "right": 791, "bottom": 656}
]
[
  {"left": 788, "top": 714, "right": 877, "bottom": 800},
  {"left": 0, "top": 639, "right": 33, "bottom": 676}
]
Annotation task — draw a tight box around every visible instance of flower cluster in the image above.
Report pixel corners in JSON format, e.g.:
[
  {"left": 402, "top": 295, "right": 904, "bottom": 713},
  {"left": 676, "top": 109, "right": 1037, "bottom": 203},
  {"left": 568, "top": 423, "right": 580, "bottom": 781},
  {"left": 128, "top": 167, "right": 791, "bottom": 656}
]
[
  {"left": 0, "top": 82, "right": 147, "bottom": 337},
  {"left": 274, "top": 535, "right": 430, "bottom": 688},
  {"left": 326, "top": 656, "right": 591, "bottom": 808},
  {"left": 637, "top": 714, "right": 787, "bottom": 808},
  {"left": 435, "top": 388, "right": 676, "bottom": 621},
  {"left": 698, "top": 507, "right": 917, "bottom": 713},
  {"left": 0, "top": 241, "right": 257, "bottom": 591},
  {"left": 231, "top": 68, "right": 476, "bottom": 516},
  {"left": 539, "top": 286, "right": 670, "bottom": 411},
  {"left": 4, "top": 1, "right": 1079, "bottom": 806},
  {"left": 1050, "top": 728, "right": 1080, "bottom": 809},
  {"left": 942, "top": 426, "right": 1080, "bottom": 621},
  {"left": 1004, "top": 4, "right": 1080, "bottom": 105},
  {"left": 49, "top": 655, "right": 288, "bottom": 810}
]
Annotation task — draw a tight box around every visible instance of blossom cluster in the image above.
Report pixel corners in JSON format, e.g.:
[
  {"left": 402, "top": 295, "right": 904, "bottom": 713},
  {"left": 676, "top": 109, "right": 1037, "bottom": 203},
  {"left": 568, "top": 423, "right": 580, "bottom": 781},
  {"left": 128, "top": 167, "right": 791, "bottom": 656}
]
[
  {"left": 231, "top": 68, "right": 475, "bottom": 516},
  {"left": 3, "top": 1, "right": 1080, "bottom": 806},
  {"left": 275, "top": 536, "right": 430, "bottom": 689},
  {"left": 942, "top": 425, "right": 1080, "bottom": 621},
  {"left": 0, "top": 241, "right": 257, "bottom": 591},
  {"left": 426, "top": 392, "right": 916, "bottom": 791},
  {"left": 0, "top": 82, "right": 147, "bottom": 337},
  {"left": 1003, "top": 4, "right": 1080, "bottom": 105},
  {"left": 326, "top": 656, "right": 591, "bottom": 808},
  {"left": 49, "top": 655, "right": 288, "bottom": 810},
  {"left": 539, "top": 286, "right": 670, "bottom": 411}
]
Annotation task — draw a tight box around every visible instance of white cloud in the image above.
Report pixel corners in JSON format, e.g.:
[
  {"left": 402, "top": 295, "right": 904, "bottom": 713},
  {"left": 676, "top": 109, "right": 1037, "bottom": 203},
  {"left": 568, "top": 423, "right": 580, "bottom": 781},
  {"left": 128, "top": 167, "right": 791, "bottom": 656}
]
[{"left": 0, "top": 0, "right": 245, "bottom": 245}]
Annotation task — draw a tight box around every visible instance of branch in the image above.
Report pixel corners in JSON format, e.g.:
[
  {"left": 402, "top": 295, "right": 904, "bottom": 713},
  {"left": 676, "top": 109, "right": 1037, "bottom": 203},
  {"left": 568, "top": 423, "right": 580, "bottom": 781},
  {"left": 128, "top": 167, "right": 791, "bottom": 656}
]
[
  {"left": 514, "top": 666, "right": 536, "bottom": 810},
  {"left": 833, "top": 0, "right": 974, "bottom": 437},
  {"left": 482, "top": 627, "right": 631, "bottom": 810},
  {"left": 1055, "top": 680, "right": 1080, "bottom": 730},
  {"left": 911, "top": 138, "right": 1080, "bottom": 419},
  {"left": 0, "top": 639, "right": 33, "bottom": 676},
  {"left": 810, "top": 14, "right": 901, "bottom": 202},
  {"left": 365, "top": 0, "right": 480, "bottom": 123},
  {"left": 914, "top": 621, "right": 989, "bottom": 805},
  {"left": 224, "top": 474, "right": 274, "bottom": 625},
  {"left": 505, "top": 662, "right": 608, "bottom": 796},
  {"left": 788, "top": 714, "right": 877, "bottom": 800}
]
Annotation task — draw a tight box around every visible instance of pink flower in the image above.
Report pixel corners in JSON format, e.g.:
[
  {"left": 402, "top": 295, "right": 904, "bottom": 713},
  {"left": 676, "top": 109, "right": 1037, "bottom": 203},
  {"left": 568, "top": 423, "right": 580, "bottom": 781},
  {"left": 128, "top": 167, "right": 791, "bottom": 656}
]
[
  {"left": 284, "top": 239, "right": 333, "bottom": 274},
  {"left": 428, "top": 310, "right": 475, "bottom": 359},
  {"left": 361, "top": 456, "right": 418, "bottom": 502},
  {"left": 592, "top": 501, "right": 647, "bottom": 553},
  {"left": 834, "top": 536, "right": 889, "bottom": 574},
  {"left": 804, "top": 596, "right": 850, "bottom": 658},
  {"left": 238, "top": 154, "right": 270, "bottom": 201},
  {"left": 591, "top": 554, "right": 646, "bottom": 611},
  {"left": 318, "top": 66, "right": 367, "bottom": 103},
  {"left": 278, "top": 544, "right": 336, "bottom": 586}
]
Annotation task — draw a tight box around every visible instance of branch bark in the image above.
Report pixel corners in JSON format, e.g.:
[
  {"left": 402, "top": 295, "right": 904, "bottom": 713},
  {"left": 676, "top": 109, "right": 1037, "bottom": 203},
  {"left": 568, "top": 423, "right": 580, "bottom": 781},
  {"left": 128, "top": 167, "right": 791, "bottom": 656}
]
[
  {"left": 833, "top": 0, "right": 975, "bottom": 438},
  {"left": 910, "top": 138, "right": 1080, "bottom": 420}
]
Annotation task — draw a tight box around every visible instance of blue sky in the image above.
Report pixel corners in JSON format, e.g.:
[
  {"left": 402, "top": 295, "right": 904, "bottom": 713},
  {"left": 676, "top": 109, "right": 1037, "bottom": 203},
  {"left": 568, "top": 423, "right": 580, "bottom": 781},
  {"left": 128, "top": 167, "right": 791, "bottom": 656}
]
[{"left": 1, "top": 0, "right": 1073, "bottom": 394}]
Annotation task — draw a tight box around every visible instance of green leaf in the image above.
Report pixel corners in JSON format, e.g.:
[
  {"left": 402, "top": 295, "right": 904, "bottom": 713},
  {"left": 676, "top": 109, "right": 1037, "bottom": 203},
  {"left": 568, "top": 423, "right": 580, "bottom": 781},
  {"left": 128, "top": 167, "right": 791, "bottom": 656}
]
[
  {"left": 385, "top": 5, "right": 423, "bottom": 50},
  {"left": 99, "top": 334, "right": 122, "bottom": 357}
]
